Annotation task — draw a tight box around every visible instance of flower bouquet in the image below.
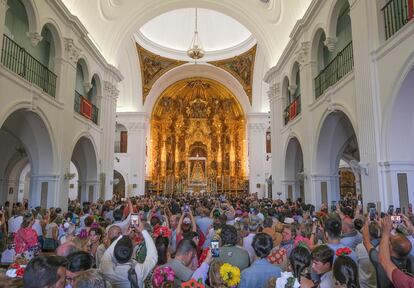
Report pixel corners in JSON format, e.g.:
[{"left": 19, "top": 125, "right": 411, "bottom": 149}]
[
  {"left": 220, "top": 263, "right": 241, "bottom": 287},
  {"left": 152, "top": 266, "right": 175, "bottom": 288}
]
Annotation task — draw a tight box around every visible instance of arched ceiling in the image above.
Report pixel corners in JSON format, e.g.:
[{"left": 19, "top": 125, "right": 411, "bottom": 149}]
[{"left": 61, "top": 0, "right": 312, "bottom": 66}]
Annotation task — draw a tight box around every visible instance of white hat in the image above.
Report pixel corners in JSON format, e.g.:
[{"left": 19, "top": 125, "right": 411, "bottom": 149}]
[{"left": 284, "top": 217, "right": 295, "bottom": 224}]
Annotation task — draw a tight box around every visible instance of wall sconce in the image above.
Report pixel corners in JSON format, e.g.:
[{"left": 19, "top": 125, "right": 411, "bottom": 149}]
[
  {"left": 349, "top": 160, "right": 369, "bottom": 176},
  {"left": 64, "top": 172, "right": 76, "bottom": 180},
  {"left": 297, "top": 171, "right": 307, "bottom": 181}
]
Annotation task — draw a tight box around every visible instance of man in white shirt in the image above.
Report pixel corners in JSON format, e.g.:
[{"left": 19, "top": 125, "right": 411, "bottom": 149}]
[
  {"left": 100, "top": 219, "right": 157, "bottom": 288},
  {"left": 8, "top": 213, "right": 23, "bottom": 235}
]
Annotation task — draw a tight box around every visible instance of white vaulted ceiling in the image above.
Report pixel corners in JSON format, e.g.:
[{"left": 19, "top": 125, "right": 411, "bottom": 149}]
[{"left": 138, "top": 8, "right": 252, "bottom": 54}]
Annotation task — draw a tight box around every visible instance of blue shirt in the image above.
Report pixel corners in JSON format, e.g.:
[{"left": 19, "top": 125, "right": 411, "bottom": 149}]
[
  {"left": 195, "top": 216, "right": 213, "bottom": 237},
  {"left": 239, "top": 259, "right": 281, "bottom": 288},
  {"left": 340, "top": 231, "right": 363, "bottom": 250}
]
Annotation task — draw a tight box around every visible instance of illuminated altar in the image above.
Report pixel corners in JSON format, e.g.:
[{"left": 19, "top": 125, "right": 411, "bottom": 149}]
[{"left": 147, "top": 77, "right": 248, "bottom": 195}]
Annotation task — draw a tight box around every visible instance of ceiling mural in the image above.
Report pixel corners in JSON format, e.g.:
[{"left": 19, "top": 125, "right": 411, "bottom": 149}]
[
  {"left": 208, "top": 45, "right": 257, "bottom": 105},
  {"left": 136, "top": 44, "right": 186, "bottom": 104}
]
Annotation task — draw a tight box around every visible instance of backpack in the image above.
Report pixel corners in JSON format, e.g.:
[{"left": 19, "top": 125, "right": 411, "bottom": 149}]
[{"left": 128, "top": 263, "right": 139, "bottom": 288}]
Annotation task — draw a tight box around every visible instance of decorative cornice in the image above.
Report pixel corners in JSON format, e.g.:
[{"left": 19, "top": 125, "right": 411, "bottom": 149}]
[
  {"left": 324, "top": 37, "right": 338, "bottom": 52},
  {"left": 296, "top": 41, "right": 310, "bottom": 66},
  {"left": 208, "top": 45, "right": 257, "bottom": 105},
  {"left": 248, "top": 122, "right": 267, "bottom": 134},
  {"left": 137, "top": 44, "right": 186, "bottom": 104},
  {"left": 127, "top": 122, "right": 146, "bottom": 132},
  {"left": 267, "top": 83, "right": 280, "bottom": 103},
  {"left": 26, "top": 32, "right": 43, "bottom": 47},
  {"left": 104, "top": 81, "right": 119, "bottom": 101},
  {"left": 64, "top": 38, "right": 81, "bottom": 65}
]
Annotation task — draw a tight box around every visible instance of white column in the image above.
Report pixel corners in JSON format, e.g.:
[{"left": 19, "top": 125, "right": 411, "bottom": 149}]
[
  {"left": 127, "top": 119, "right": 148, "bottom": 196},
  {"left": 310, "top": 174, "right": 340, "bottom": 209},
  {"left": 0, "top": 0, "right": 9, "bottom": 59},
  {"left": 379, "top": 162, "right": 414, "bottom": 209},
  {"left": 78, "top": 180, "right": 100, "bottom": 203},
  {"left": 54, "top": 38, "right": 81, "bottom": 211},
  {"left": 0, "top": 178, "right": 8, "bottom": 205},
  {"left": 247, "top": 114, "right": 268, "bottom": 198},
  {"left": 101, "top": 81, "right": 119, "bottom": 200},
  {"left": 29, "top": 175, "right": 60, "bottom": 208},
  {"left": 349, "top": 0, "right": 383, "bottom": 205},
  {"left": 267, "top": 83, "right": 281, "bottom": 199}
]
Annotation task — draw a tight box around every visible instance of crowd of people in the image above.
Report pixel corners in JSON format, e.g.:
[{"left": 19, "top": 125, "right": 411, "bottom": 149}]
[{"left": 0, "top": 194, "right": 413, "bottom": 287}]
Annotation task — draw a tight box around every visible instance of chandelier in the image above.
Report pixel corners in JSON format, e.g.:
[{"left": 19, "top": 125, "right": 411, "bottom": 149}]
[{"left": 187, "top": 8, "right": 205, "bottom": 61}]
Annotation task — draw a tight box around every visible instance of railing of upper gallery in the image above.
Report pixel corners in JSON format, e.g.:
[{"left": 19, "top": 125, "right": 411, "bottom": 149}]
[
  {"left": 315, "top": 41, "right": 354, "bottom": 99},
  {"left": 382, "top": 0, "right": 413, "bottom": 40},
  {"left": 74, "top": 91, "right": 99, "bottom": 125},
  {"left": 284, "top": 95, "right": 301, "bottom": 125},
  {"left": 1, "top": 34, "right": 57, "bottom": 97}
]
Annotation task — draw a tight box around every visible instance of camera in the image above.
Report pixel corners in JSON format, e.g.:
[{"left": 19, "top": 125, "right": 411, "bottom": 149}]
[
  {"left": 210, "top": 240, "right": 220, "bottom": 257},
  {"left": 131, "top": 213, "right": 139, "bottom": 227},
  {"left": 369, "top": 207, "right": 377, "bottom": 221}
]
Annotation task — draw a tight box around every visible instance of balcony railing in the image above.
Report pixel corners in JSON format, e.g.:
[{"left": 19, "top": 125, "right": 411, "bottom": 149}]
[
  {"left": 284, "top": 95, "right": 301, "bottom": 125},
  {"left": 1, "top": 34, "right": 57, "bottom": 97},
  {"left": 382, "top": 0, "right": 413, "bottom": 40},
  {"left": 315, "top": 41, "right": 354, "bottom": 99},
  {"left": 74, "top": 91, "right": 99, "bottom": 125}
]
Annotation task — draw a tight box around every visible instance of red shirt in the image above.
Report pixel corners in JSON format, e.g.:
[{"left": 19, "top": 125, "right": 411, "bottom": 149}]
[
  {"left": 14, "top": 227, "right": 38, "bottom": 254},
  {"left": 392, "top": 268, "right": 414, "bottom": 288}
]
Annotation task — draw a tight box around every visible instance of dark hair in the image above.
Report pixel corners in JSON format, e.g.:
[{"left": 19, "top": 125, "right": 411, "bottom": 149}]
[
  {"left": 114, "top": 236, "right": 133, "bottom": 264},
  {"left": 252, "top": 233, "right": 273, "bottom": 258},
  {"left": 175, "top": 239, "right": 197, "bottom": 257},
  {"left": 150, "top": 216, "right": 160, "bottom": 227},
  {"left": 21, "top": 212, "right": 33, "bottom": 228},
  {"left": 84, "top": 215, "right": 94, "bottom": 227},
  {"left": 89, "top": 227, "right": 103, "bottom": 239},
  {"left": 263, "top": 217, "right": 273, "bottom": 228},
  {"left": 155, "top": 236, "right": 170, "bottom": 266},
  {"left": 324, "top": 217, "right": 342, "bottom": 239},
  {"left": 289, "top": 246, "right": 311, "bottom": 278},
  {"left": 312, "top": 245, "right": 334, "bottom": 265},
  {"left": 66, "top": 251, "right": 94, "bottom": 272},
  {"left": 113, "top": 209, "right": 123, "bottom": 221},
  {"left": 23, "top": 256, "right": 67, "bottom": 288},
  {"left": 221, "top": 225, "right": 238, "bottom": 246},
  {"left": 333, "top": 256, "right": 360, "bottom": 288}
]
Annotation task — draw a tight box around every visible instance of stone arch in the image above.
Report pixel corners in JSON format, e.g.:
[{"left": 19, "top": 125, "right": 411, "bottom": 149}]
[
  {"left": 281, "top": 75, "right": 290, "bottom": 107},
  {"left": 326, "top": 0, "right": 351, "bottom": 39},
  {"left": 283, "top": 136, "right": 305, "bottom": 201},
  {"left": 70, "top": 134, "right": 99, "bottom": 203},
  {"left": 20, "top": 0, "right": 40, "bottom": 34},
  {"left": 0, "top": 108, "right": 55, "bottom": 207},
  {"left": 111, "top": 1, "right": 274, "bottom": 65},
  {"left": 385, "top": 60, "right": 414, "bottom": 161},
  {"left": 39, "top": 19, "right": 64, "bottom": 62},
  {"left": 144, "top": 63, "right": 251, "bottom": 114},
  {"left": 77, "top": 57, "right": 91, "bottom": 85},
  {"left": 314, "top": 109, "right": 359, "bottom": 205}
]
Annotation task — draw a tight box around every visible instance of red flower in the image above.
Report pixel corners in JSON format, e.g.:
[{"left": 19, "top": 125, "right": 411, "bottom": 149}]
[
  {"left": 336, "top": 247, "right": 352, "bottom": 257},
  {"left": 10, "top": 263, "right": 20, "bottom": 269},
  {"left": 15, "top": 267, "right": 25, "bottom": 278}
]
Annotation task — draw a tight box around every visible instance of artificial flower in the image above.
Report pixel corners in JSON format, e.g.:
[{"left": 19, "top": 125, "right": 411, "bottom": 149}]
[
  {"left": 336, "top": 247, "right": 352, "bottom": 257},
  {"left": 220, "top": 263, "right": 241, "bottom": 287}
]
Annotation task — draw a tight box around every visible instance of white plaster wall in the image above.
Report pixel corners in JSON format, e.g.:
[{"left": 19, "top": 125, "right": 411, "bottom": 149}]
[
  {"left": 0, "top": 0, "right": 122, "bottom": 209},
  {"left": 265, "top": 0, "right": 414, "bottom": 209}
]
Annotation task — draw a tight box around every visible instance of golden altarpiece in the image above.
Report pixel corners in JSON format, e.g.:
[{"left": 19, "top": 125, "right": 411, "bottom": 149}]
[{"left": 148, "top": 78, "right": 248, "bottom": 195}]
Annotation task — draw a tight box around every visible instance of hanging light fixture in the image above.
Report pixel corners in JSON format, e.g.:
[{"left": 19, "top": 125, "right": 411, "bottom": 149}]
[{"left": 187, "top": 8, "right": 205, "bottom": 61}]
